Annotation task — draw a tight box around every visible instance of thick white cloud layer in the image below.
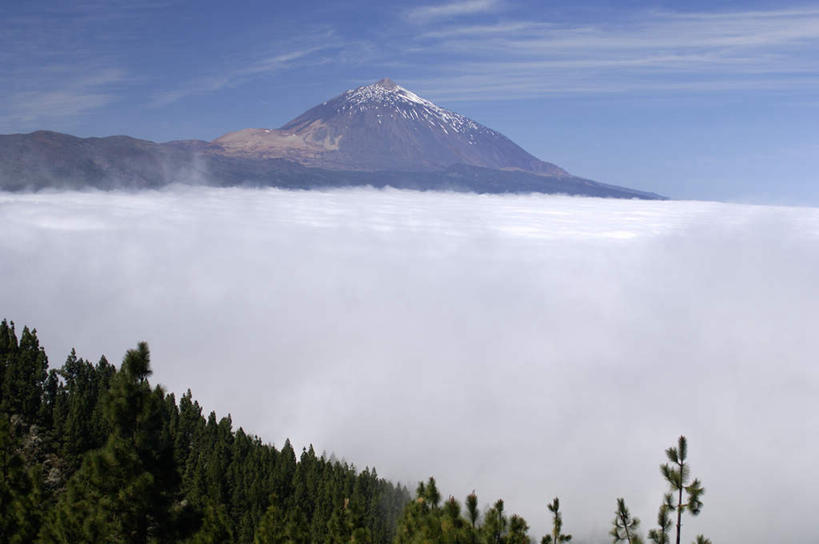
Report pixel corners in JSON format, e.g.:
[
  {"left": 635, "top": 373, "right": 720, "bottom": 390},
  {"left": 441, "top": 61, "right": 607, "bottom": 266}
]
[{"left": 1, "top": 187, "right": 818, "bottom": 543}]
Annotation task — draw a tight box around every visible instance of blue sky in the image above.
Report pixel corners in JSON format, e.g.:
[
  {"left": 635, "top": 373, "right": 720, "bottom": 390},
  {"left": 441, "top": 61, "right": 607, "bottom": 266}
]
[{"left": 1, "top": 0, "right": 818, "bottom": 202}]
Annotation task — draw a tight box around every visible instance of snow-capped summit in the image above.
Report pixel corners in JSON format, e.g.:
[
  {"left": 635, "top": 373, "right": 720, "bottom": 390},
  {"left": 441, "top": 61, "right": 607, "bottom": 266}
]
[
  {"left": 327, "top": 78, "right": 492, "bottom": 141},
  {"left": 213, "top": 78, "right": 568, "bottom": 175}
]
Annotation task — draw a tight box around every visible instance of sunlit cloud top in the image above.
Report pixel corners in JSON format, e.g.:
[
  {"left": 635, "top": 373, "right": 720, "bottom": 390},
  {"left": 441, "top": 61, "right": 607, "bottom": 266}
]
[{"left": 2, "top": 187, "right": 818, "bottom": 543}]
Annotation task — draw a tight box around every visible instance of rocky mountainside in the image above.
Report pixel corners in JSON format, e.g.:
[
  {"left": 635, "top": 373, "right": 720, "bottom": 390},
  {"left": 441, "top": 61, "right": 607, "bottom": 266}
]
[
  {"left": 0, "top": 78, "right": 664, "bottom": 199},
  {"left": 213, "top": 78, "right": 567, "bottom": 175}
]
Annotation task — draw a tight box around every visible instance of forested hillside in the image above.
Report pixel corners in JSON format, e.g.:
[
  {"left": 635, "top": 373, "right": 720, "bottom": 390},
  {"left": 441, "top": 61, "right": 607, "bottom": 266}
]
[
  {"left": 0, "top": 320, "right": 409, "bottom": 543},
  {"left": 0, "top": 319, "right": 711, "bottom": 544}
]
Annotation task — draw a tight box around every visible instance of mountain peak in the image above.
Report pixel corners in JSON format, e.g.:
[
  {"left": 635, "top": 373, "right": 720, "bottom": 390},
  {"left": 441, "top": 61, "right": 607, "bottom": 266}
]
[
  {"left": 373, "top": 77, "right": 398, "bottom": 90},
  {"left": 341, "top": 78, "right": 424, "bottom": 108},
  {"left": 231, "top": 78, "right": 571, "bottom": 176}
]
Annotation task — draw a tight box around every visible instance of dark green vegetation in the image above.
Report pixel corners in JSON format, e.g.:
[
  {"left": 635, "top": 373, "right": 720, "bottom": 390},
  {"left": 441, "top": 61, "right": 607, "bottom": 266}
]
[
  {"left": 612, "top": 435, "right": 709, "bottom": 544},
  {"left": 392, "top": 479, "right": 534, "bottom": 544},
  {"left": 658, "top": 437, "right": 705, "bottom": 544},
  {"left": 0, "top": 319, "right": 710, "bottom": 543},
  {"left": 0, "top": 320, "right": 408, "bottom": 543},
  {"left": 0, "top": 131, "right": 665, "bottom": 199}
]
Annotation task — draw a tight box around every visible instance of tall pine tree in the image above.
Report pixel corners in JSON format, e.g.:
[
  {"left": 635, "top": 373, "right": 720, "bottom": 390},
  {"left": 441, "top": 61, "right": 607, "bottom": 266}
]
[
  {"left": 660, "top": 436, "right": 704, "bottom": 544},
  {"left": 541, "top": 497, "right": 571, "bottom": 544},
  {"left": 40, "top": 342, "right": 194, "bottom": 543}
]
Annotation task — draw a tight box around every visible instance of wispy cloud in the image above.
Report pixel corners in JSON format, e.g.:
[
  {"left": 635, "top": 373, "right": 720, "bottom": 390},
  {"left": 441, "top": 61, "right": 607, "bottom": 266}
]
[
  {"left": 0, "top": 3, "right": 159, "bottom": 130},
  {"left": 3, "top": 3, "right": 818, "bottom": 131},
  {"left": 0, "top": 67, "right": 126, "bottom": 130},
  {"left": 149, "top": 47, "right": 329, "bottom": 108},
  {"left": 406, "top": 0, "right": 501, "bottom": 23},
  {"left": 403, "top": 7, "right": 819, "bottom": 100}
]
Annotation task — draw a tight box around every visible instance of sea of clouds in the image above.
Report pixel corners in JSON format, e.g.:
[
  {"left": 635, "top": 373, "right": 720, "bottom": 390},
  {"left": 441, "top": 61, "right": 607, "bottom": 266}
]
[{"left": 1, "top": 186, "right": 818, "bottom": 543}]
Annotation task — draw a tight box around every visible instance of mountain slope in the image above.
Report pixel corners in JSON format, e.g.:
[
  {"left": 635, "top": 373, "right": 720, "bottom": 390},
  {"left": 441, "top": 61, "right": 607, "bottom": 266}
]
[
  {"left": 0, "top": 131, "right": 662, "bottom": 198},
  {"left": 0, "top": 78, "right": 664, "bottom": 198},
  {"left": 213, "top": 78, "right": 567, "bottom": 175},
  {"left": 0, "top": 130, "right": 205, "bottom": 190}
]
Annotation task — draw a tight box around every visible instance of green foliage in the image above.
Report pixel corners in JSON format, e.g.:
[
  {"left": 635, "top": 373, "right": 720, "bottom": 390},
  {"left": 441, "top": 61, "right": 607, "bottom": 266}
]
[
  {"left": 659, "top": 436, "right": 705, "bottom": 544},
  {"left": 40, "top": 343, "right": 192, "bottom": 543},
  {"left": 440, "top": 496, "right": 468, "bottom": 544},
  {"left": 393, "top": 481, "right": 532, "bottom": 544},
  {"left": 507, "top": 514, "right": 529, "bottom": 544},
  {"left": 542, "top": 497, "right": 571, "bottom": 544},
  {"left": 0, "top": 318, "right": 716, "bottom": 544},
  {"left": 647, "top": 494, "right": 674, "bottom": 544},
  {"left": 0, "top": 319, "right": 409, "bottom": 544},
  {"left": 482, "top": 499, "right": 507, "bottom": 544},
  {"left": 1, "top": 322, "right": 48, "bottom": 423},
  {"left": 255, "top": 500, "right": 310, "bottom": 544},
  {"left": 465, "top": 492, "right": 479, "bottom": 529},
  {"left": 187, "top": 503, "right": 234, "bottom": 544},
  {"left": 0, "top": 414, "right": 43, "bottom": 544},
  {"left": 611, "top": 498, "right": 643, "bottom": 544}
]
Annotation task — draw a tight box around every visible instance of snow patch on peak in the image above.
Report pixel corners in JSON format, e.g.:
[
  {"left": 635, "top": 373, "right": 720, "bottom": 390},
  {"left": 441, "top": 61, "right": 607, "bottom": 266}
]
[{"left": 337, "top": 79, "right": 496, "bottom": 139}]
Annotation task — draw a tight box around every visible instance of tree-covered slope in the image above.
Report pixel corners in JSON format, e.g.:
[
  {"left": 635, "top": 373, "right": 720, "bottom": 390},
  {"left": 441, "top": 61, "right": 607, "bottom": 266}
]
[
  {"left": 0, "top": 319, "right": 711, "bottom": 544},
  {"left": 0, "top": 319, "right": 409, "bottom": 543}
]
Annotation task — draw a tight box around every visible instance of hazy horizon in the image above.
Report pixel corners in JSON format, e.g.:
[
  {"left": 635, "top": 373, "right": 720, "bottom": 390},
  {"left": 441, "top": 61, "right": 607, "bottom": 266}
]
[
  {"left": 2, "top": 186, "right": 817, "bottom": 543},
  {"left": 3, "top": 1, "right": 819, "bottom": 204}
]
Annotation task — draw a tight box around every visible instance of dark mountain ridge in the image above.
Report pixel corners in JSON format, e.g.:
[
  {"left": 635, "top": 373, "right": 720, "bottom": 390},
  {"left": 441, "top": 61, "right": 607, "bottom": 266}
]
[{"left": 0, "top": 79, "right": 665, "bottom": 199}]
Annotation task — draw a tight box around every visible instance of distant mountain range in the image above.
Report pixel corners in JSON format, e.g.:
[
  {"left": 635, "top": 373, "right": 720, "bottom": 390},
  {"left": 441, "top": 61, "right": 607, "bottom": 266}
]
[{"left": 0, "top": 78, "right": 664, "bottom": 199}]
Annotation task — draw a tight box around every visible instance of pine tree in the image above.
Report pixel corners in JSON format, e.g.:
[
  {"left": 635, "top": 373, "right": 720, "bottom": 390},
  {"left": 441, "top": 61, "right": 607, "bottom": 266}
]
[
  {"left": 465, "top": 492, "right": 479, "bottom": 527},
  {"left": 0, "top": 414, "right": 43, "bottom": 543},
  {"left": 40, "top": 342, "right": 193, "bottom": 543},
  {"left": 440, "top": 496, "right": 468, "bottom": 544},
  {"left": 482, "top": 499, "right": 507, "bottom": 544},
  {"left": 611, "top": 498, "right": 643, "bottom": 544},
  {"left": 648, "top": 493, "right": 674, "bottom": 544},
  {"left": 692, "top": 535, "right": 711, "bottom": 544},
  {"left": 186, "top": 503, "right": 233, "bottom": 544},
  {"left": 507, "top": 514, "right": 530, "bottom": 544},
  {"left": 541, "top": 497, "right": 571, "bottom": 544},
  {"left": 58, "top": 350, "right": 107, "bottom": 468},
  {"left": 465, "top": 491, "right": 480, "bottom": 544},
  {"left": 660, "top": 436, "right": 704, "bottom": 544},
  {"left": 351, "top": 526, "right": 372, "bottom": 544},
  {"left": 0, "top": 320, "right": 18, "bottom": 407},
  {"left": 255, "top": 501, "right": 288, "bottom": 544},
  {"left": 1, "top": 326, "right": 48, "bottom": 422},
  {"left": 647, "top": 494, "right": 674, "bottom": 544},
  {"left": 394, "top": 478, "right": 443, "bottom": 544},
  {"left": 274, "top": 438, "right": 297, "bottom": 504},
  {"left": 327, "top": 497, "right": 356, "bottom": 544}
]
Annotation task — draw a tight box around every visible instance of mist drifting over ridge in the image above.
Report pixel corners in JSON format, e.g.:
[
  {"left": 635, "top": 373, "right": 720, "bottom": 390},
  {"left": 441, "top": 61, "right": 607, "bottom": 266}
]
[{"left": 1, "top": 186, "right": 818, "bottom": 543}]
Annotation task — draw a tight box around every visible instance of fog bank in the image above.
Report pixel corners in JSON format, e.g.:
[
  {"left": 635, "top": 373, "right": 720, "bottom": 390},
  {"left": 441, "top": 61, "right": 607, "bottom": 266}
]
[{"left": 1, "top": 187, "right": 817, "bottom": 543}]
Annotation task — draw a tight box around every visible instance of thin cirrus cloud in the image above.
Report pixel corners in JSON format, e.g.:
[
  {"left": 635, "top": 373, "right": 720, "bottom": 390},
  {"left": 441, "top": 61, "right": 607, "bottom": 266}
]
[
  {"left": 0, "top": 4, "right": 155, "bottom": 132},
  {"left": 0, "top": 67, "right": 126, "bottom": 131},
  {"left": 415, "top": 8, "right": 819, "bottom": 52},
  {"left": 4, "top": 2, "right": 819, "bottom": 128},
  {"left": 405, "top": 7, "right": 819, "bottom": 99},
  {"left": 149, "top": 44, "right": 335, "bottom": 108},
  {"left": 405, "top": 0, "right": 502, "bottom": 23}
]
